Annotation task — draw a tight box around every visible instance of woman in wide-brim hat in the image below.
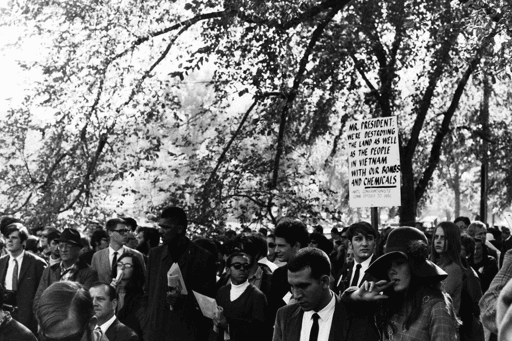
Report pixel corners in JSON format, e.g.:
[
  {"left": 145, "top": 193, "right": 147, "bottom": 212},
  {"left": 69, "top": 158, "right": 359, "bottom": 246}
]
[{"left": 355, "top": 227, "right": 460, "bottom": 341}]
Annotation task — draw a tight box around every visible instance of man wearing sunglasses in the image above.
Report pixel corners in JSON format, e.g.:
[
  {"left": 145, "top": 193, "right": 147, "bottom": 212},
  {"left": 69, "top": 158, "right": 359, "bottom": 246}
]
[
  {"left": 34, "top": 228, "right": 98, "bottom": 313},
  {"left": 91, "top": 218, "right": 146, "bottom": 284},
  {"left": 214, "top": 252, "right": 267, "bottom": 341}
]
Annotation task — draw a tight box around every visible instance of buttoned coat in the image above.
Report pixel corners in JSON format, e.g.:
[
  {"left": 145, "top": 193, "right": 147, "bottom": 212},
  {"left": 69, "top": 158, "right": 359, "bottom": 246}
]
[
  {"left": 141, "top": 238, "right": 217, "bottom": 341},
  {"left": 91, "top": 247, "right": 146, "bottom": 284},
  {"left": 272, "top": 294, "right": 379, "bottom": 341},
  {"left": 0, "top": 252, "right": 46, "bottom": 334}
]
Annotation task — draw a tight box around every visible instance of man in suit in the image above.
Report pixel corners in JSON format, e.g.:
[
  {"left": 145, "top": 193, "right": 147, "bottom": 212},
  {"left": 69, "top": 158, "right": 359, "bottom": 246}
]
[
  {"left": 268, "top": 218, "right": 310, "bottom": 324},
  {"left": 334, "top": 222, "right": 377, "bottom": 294},
  {"left": 0, "top": 223, "right": 46, "bottom": 334},
  {"left": 273, "top": 247, "right": 379, "bottom": 341},
  {"left": 91, "top": 218, "right": 146, "bottom": 283},
  {"left": 141, "top": 207, "right": 217, "bottom": 341},
  {"left": 90, "top": 282, "right": 139, "bottom": 341},
  {"left": 33, "top": 228, "right": 98, "bottom": 312}
]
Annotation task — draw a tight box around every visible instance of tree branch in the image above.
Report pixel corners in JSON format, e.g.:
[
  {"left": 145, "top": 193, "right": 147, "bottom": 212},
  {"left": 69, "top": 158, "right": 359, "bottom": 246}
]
[{"left": 414, "top": 28, "right": 498, "bottom": 202}]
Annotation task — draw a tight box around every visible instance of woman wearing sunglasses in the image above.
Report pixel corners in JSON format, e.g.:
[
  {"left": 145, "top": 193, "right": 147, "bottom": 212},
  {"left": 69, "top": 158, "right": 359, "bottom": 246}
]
[
  {"left": 111, "top": 252, "right": 145, "bottom": 339},
  {"left": 214, "top": 252, "right": 267, "bottom": 341}
]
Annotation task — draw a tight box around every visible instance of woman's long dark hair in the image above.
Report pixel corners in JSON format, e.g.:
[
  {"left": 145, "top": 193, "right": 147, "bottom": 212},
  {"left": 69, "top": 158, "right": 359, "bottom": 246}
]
[
  {"left": 382, "top": 271, "right": 443, "bottom": 337},
  {"left": 117, "top": 252, "right": 145, "bottom": 294},
  {"left": 430, "top": 222, "right": 465, "bottom": 269},
  {"left": 381, "top": 239, "right": 457, "bottom": 337}
]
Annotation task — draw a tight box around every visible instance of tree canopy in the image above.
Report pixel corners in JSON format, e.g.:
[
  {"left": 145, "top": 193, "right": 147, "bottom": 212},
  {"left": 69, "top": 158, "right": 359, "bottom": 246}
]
[{"left": 1, "top": 0, "right": 512, "bottom": 229}]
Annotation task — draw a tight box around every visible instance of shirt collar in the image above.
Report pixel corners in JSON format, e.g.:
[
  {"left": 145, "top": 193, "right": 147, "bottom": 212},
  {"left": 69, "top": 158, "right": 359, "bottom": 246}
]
[
  {"left": 10, "top": 250, "right": 24, "bottom": 262},
  {"left": 109, "top": 246, "right": 124, "bottom": 257},
  {"left": 304, "top": 291, "right": 336, "bottom": 320},
  {"left": 355, "top": 254, "right": 373, "bottom": 268},
  {"left": 99, "top": 315, "right": 117, "bottom": 334}
]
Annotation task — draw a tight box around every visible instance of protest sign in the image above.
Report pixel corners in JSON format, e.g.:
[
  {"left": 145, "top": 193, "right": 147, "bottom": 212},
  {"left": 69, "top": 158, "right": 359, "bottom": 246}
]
[{"left": 347, "top": 116, "right": 401, "bottom": 207}]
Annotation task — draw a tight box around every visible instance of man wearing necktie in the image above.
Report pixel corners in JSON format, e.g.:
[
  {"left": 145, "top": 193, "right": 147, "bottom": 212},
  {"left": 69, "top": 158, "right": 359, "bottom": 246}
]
[
  {"left": 0, "top": 223, "right": 46, "bottom": 334},
  {"left": 272, "top": 247, "right": 379, "bottom": 341},
  {"left": 334, "top": 222, "right": 377, "bottom": 294},
  {"left": 91, "top": 218, "right": 146, "bottom": 284}
]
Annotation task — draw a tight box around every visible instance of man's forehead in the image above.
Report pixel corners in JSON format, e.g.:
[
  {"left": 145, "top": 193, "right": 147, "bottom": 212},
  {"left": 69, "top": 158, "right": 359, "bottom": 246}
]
[{"left": 90, "top": 285, "right": 108, "bottom": 297}]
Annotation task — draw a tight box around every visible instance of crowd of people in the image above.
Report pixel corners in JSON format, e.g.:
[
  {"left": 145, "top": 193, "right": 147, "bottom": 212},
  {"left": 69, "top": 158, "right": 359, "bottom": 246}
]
[{"left": 0, "top": 209, "right": 511, "bottom": 341}]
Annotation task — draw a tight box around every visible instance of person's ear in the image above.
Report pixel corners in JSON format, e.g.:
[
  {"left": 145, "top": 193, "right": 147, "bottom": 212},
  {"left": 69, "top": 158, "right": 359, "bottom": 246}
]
[
  {"left": 320, "top": 275, "right": 330, "bottom": 288},
  {"left": 293, "top": 241, "right": 301, "bottom": 250},
  {"left": 112, "top": 298, "right": 118, "bottom": 311}
]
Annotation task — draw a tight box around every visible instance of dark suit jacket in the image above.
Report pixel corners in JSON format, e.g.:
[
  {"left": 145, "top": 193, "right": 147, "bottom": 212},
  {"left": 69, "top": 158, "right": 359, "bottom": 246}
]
[
  {"left": 268, "top": 265, "right": 290, "bottom": 324},
  {"left": 0, "top": 252, "right": 46, "bottom": 334},
  {"left": 272, "top": 294, "right": 379, "bottom": 341},
  {"left": 141, "top": 237, "right": 217, "bottom": 341},
  {"left": 333, "top": 255, "right": 375, "bottom": 295},
  {"left": 0, "top": 316, "right": 37, "bottom": 341},
  {"left": 105, "top": 318, "right": 139, "bottom": 341}
]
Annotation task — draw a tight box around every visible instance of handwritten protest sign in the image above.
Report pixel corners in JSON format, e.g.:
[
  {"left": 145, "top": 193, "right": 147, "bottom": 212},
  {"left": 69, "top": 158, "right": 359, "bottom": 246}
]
[{"left": 347, "top": 116, "right": 401, "bottom": 207}]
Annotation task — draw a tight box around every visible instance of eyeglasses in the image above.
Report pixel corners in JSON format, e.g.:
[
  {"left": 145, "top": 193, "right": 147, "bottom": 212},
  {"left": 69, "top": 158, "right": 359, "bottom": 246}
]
[
  {"left": 268, "top": 243, "right": 276, "bottom": 248},
  {"left": 230, "top": 263, "right": 251, "bottom": 271},
  {"left": 58, "top": 243, "right": 77, "bottom": 250},
  {"left": 117, "top": 262, "right": 134, "bottom": 269},
  {"left": 114, "top": 229, "right": 129, "bottom": 235}
]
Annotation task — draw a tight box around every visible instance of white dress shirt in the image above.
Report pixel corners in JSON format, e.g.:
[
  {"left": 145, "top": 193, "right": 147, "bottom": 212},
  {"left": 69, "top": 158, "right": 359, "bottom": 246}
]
[
  {"left": 300, "top": 292, "right": 336, "bottom": 341},
  {"left": 349, "top": 255, "right": 372, "bottom": 287},
  {"left": 5, "top": 251, "right": 24, "bottom": 290},
  {"left": 99, "top": 314, "right": 117, "bottom": 335},
  {"left": 109, "top": 246, "right": 125, "bottom": 269}
]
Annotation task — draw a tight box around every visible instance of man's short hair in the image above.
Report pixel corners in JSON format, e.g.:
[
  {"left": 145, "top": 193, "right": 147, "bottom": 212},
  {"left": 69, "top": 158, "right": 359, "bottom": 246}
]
[
  {"left": 37, "top": 281, "right": 94, "bottom": 334},
  {"left": 274, "top": 218, "right": 309, "bottom": 248},
  {"left": 288, "top": 247, "right": 331, "bottom": 280},
  {"left": 346, "top": 222, "right": 377, "bottom": 242},
  {"left": 105, "top": 218, "right": 128, "bottom": 232},
  {"left": 226, "top": 252, "right": 251, "bottom": 267},
  {"left": 161, "top": 207, "right": 188, "bottom": 230},
  {"left": 3, "top": 223, "right": 29, "bottom": 242},
  {"left": 90, "top": 282, "right": 116, "bottom": 301},
  {"left": 469, "top": 221, "right": 486, "bottom": 232},
  {"left": 46, "top": 230, "right": 61, "bottom": 244},
  {"left": 454, "top": 216, "right": 471, "bottom": 227},
  {"left": 0, "top": 217, "right": 21, "bottom": 236},
  {"left": 331, "top": 227, "right": 340, "bottom": 235}
]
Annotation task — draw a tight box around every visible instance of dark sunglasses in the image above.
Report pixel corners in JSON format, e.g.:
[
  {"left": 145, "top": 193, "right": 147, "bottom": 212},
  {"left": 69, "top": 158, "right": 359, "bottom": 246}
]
[
  {"left": 230, "top": 263, "right": 251, "bottom": 271},
  {"left": 114, "top": 229, "right": 129, "bottom": 235},
  {"left": 268, "top": 243, "right": 276, "bottom": 248}
]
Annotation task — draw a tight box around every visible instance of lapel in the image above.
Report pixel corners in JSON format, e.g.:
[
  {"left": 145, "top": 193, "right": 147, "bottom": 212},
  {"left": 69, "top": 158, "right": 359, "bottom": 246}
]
[
  {"left": 287, "top": 305, "right": 304, "bottom": 341},
  {"left": 18, "top": 252, "right": 31, "bottom": 282},
  {"left": 360, "top": 255, "right": 375, "bottom": 283},
  {"left": 0, "top": 256, "right": 8, "bottom": 285},
  {"left": 328, "top": 296, "right": 348, "bottom": 341},
  {"left": 105, "top": 318, "right": 119, "bottom": 341},
  {"left": 101, "top": 249, "right": 111, "bottom": 275},
  {"left": 337, "top": 262, "right": 353, "bottom": 289}
]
